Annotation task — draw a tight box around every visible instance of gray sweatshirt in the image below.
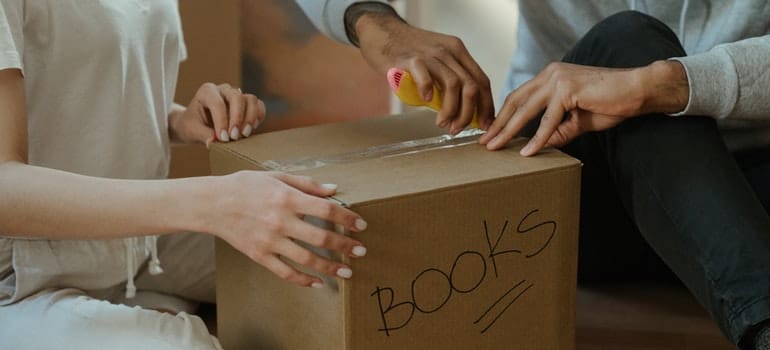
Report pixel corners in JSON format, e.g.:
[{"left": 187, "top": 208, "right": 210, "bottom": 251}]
[{"left": 299, "top": 0, "right": 770, "bottom": 150}]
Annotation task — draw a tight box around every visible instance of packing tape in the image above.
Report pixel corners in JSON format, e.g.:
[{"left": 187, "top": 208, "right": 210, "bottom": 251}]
[{"left": 259, "top": 128, "right": 485, "bottom": 172}]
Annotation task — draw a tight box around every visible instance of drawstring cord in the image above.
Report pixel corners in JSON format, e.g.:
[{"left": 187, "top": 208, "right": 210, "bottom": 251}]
[
  {"left": 124, "top": 236, "right": 164, "bottom": 298},
  {"left": 146, "top": 235, "right": 165, "bottom": 276},
  {"left": 678, "top": 0, "right": 690, "bottom": 48},
  {"left": 124, "top": 237, "right": 137, "bottom": 298}
]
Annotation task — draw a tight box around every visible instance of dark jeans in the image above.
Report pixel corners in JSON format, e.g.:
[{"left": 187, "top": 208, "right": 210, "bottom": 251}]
[{"left": 522, "top": 10, "right": 770, "bottom": 346}]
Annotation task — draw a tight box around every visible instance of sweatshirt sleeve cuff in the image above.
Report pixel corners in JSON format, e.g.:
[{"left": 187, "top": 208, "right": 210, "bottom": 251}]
[
  {"left": 668, "top": 49, "right": 738, "bottom": 118},
  {"left": 300, "top": 0, "right": 389, "bottom": 45}
]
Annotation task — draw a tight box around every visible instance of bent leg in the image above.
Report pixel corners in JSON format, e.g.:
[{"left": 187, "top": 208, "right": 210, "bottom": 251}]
[{"left": 557, "top": 10, "right": 770, "bottom": 345}]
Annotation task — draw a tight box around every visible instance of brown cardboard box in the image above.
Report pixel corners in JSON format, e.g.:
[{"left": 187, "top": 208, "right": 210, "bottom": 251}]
[{"left": 210, "top": 111, "right": 581, "bottom": 350}]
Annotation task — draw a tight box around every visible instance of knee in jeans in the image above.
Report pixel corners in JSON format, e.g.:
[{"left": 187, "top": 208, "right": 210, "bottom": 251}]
[{"left": 579, "top": 10, "right": 681, "bottom": 57}]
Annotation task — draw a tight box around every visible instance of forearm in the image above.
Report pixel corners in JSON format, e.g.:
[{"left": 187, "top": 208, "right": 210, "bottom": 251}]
[{"left": 0, "top": 161, "right": 212, "bottom": 239}]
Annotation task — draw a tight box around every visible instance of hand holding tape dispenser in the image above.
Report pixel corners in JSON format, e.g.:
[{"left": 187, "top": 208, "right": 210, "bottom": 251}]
[{"left": 387, "top": 68, "right": 480, "bottom": 129}]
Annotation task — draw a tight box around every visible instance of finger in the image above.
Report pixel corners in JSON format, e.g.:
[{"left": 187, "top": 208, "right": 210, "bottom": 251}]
[
  {"left": 440, "top": 59, "right": 478, "bottom": 135},
  {"left": 271, "top": 173, "right": 337, "bottom": 197},
  {"left": 274, "top": 238, "right": 355, "bottom": 280},
  {"left": 426, "top": 59, "right": 461, "bottom": 129},
  {"left": 404, "top": 58, "right": 435, "bottom": 102},
  {"left": 521, "top": 99, "right": 565, "bottom": 156},
  {"left": 260, "top": 254, "right": 323, "bottom": 288},
  {"left": 220, "top": 84, "right": 246, "bottom": 141},
  {"left": 448, "top": 40, "right": 495, "bottom": 129},
  {"left": 546, "top": 110, "right": 583, "bottom": 148},
  {"left": 241, "top": 94, "right": 264, "bottom": 137},
  {"left": 285, "top": 218, "right": 366, "bottom": 258},
  {"left": 197, "top": 83, "right": 230, "bottom": 142},
  {"left": 480, "top": 91, "right": 518, "bottom": 145},
  {"left": 293, "top": 193, "right": 368, "bottom": 233},
  {"left": 486, "top": 89, "right": 549, "bottom": 150},
  {"left": 479, "top": 80, "right": 539, "bottom": 145},
  {"left": 475, "top": 82, "right": 495, "bottom": 131}
]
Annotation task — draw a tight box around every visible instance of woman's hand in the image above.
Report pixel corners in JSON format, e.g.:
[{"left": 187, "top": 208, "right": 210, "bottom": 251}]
[
  {"left": 169, "top": 83, "right": 266, "bottom": 147},
  {"left": 206, "top": 171, "right": 368, "bottom": 288}
]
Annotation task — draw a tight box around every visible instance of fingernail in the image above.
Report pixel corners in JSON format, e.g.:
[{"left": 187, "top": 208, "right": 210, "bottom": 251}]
[
  {"left": 230, "top": 127, "right": 240, "bottom": 141},
  {"left": 242, "top": 124, "right": 253, "bottom": 137},
  {"left": 322, "top": 183, "right": 338, "bottom": 191},
  {"left": 439, "top": 120, "right": 449, "bottom": 128},
  {"left": 337, "top": 267, "right": 353, "bottom": 279},
  {"left": 205, "top": 137, "right": 214, "bottom": 149},
  {"left": 311, "top": 282, "right": 324, "bottom": 289},
  {"left": 352, "top": 246, "right": 367, "bottom": 257},
  {"left": 219, "top": 130, "right": 230, "bottom": 142},
  {"left": 355, "top": 218, "right": 368, "bottom": 231},
  {"left": 423, "top": 90, "right": 433, "bottom": 102}
]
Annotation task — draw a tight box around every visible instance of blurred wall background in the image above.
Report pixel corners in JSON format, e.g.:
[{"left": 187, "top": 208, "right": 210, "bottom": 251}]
[
  {"left": 170, "top": 1, "right": 240, "bottom": 178},
  {"left": 241, "top": 0, "right": 390, "bottom": 132},
  {"left": 171, "top": 1, "right": 520, "bottom": 178}
]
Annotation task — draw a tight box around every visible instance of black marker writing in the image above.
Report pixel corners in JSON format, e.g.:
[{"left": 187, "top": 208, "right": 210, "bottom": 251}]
[{"left": 371, "top": 209, "right": 557, "bottom": 336}]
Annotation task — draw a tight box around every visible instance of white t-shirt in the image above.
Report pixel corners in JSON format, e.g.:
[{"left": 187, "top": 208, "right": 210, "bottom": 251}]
[
  {"left": 0, "top": 0, "right": 186, "bottom": 179},
  {"left": 0, "top": 0, "right": 186, "bottom": 303}
]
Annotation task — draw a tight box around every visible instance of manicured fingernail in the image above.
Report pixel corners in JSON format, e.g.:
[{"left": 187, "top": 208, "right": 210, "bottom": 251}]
[
  {"left": 337, "top": 267, "right": 353, "bottom": 279},
  {"left": 352, "top": 246, "right": 367, "bottom": 257},
  {"left": 219, "top": 130, "right": 230, "bottom": 142},
  {"left": 311, "top": 282, "right": 324, "bottom": 289},
  {"left": 322, "top": 183, "right": 338, "bottom": 191},
  {"left": 242, "top": 124, "right": 253, "bottom": 137},
  {"left": 230, "top": 127, "right": 240, "bottom": 141},
  {"left": 423, "top": 90, "right": 433, "bottom": 102},
  {"left": 205, "top": 137, "right": 214, "bottom": 149},
  {"left": 355, "top": 218, "right": 368, "bottom": 231}
]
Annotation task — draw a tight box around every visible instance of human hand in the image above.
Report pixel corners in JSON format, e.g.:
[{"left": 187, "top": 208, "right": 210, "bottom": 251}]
[
  {"left": 354, "top": 12, "right": 494, "bottom": 134},
  {"left": 169, "top": 83, "right": 266, "bottom": 148},
  {"left": 208, "top": 171, "right": 368, "bottom": 288},
  {"left": 479, "top": 61, "right": 689, "bottom": 155}
]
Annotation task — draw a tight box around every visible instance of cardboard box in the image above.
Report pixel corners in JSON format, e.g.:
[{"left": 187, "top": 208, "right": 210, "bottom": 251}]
[{"left": 211, "top": 111, "right": 581, "bottom": 350}]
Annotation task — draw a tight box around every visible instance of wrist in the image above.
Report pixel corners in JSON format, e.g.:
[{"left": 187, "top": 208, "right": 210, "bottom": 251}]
[
  {"left": 170, "top": 176, "right": 220, "bottom": 235},
  {"left": 638, "top": 60, "right": 690, "bottom": 115},
  {"left": 167, "top": 104, "right": 187, "bottom": 143},
  {"left": 345, "top": 2, "right": 403, "bottom": 47}
]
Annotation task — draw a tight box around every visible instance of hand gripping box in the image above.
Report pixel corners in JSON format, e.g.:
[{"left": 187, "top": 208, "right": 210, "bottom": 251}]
[{"left": 210, "top": 111, "right": 581, "bottom": 350}]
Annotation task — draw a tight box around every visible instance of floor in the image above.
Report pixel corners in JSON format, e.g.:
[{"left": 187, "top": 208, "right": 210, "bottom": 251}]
[{"left": 575, "top": 283, "right": 735, "bottom": 349}]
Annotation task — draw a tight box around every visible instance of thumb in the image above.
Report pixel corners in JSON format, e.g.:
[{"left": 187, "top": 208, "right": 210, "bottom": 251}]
[{"left": 184, "top": 121, "right": 216, "bottom": 148}]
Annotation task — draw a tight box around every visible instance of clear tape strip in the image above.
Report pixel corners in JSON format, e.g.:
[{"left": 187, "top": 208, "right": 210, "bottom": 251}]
[{"left": 259, "top": 128, "right": 485, "bottom": 172}]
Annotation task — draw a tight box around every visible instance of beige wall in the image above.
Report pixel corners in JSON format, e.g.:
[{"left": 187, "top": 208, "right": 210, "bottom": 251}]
[
  {"left": 169, "top": 1, "right": 241, "bottom": 178},
  {"left": 240, "top": 0, "right": 389, "bottom": 132}
]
